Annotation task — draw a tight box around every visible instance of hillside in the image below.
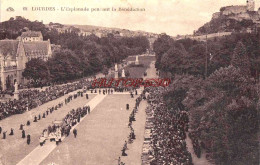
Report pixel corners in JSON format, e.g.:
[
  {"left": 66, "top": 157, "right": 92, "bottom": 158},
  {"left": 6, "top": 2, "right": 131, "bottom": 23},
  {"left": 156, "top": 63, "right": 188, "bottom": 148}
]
[{"left": 195, "top": 3, "right": 260, "bottom": 35}]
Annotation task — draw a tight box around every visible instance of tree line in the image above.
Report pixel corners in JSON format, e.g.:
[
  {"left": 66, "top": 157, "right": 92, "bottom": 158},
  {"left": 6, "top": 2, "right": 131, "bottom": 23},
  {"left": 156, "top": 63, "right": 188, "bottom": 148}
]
[
  {"left": 23, "top": 32, "right": 149, "bottom": 85},
  {"left": 0, "top": 17, "right": 149, "bottom": 85}
]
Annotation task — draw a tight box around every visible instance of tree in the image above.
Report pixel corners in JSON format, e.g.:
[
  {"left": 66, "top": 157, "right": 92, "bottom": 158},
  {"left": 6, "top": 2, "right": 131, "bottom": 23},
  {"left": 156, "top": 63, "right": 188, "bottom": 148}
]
[
  {"left": 231, "top": 41, "right": 251, "bottom": 76},
  {"left": 22, "top": 58, "right": 49, "bottom": 85},
  {"left": 184, "top": 66, "right": 258, "bottom": 165}
]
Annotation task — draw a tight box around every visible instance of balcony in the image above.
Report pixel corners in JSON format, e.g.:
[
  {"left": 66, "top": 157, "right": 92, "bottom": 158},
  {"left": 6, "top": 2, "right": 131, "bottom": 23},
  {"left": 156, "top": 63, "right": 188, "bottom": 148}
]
[{"left": 3, "top": 65, "right": 17, "bottom": 71}]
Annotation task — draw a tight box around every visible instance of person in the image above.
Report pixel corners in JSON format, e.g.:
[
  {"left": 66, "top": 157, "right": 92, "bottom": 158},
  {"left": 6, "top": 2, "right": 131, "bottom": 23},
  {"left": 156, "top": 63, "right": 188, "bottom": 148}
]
[
  {"left": 49, "top": 132, "right": 55, "bottom": 142},
  {"left": 27, "top": 134, "right": 31, "bottom": 145},
  {"left": 22, "top": 130, "right": 25, "bottom": 138},
  {"left": 77, "top": 115, "right": 80, "bottom": 123},
  {"left": 88, "top": 106, "right": 90, "bottom": 114},
  {"left": 124, "top": 140, "right": 128, "bottom": 149},
  {"left": 26, "top": 120, "right": 30, "bottom": 126},
  {"left": 46, "top": 110, "right": 49, "bottom": 115},
  {"left": 86, "top": 94, "right": 89, "bottom": 99},
  {"left": 73, "top": 128, "right": 77, "bottom": 138},
  {"left": 39, "top": 135, "right": 45, "bottom": 146},
  {"left": 0, "top": 126, "right": 2, "bottom": 134},
  {"left": 121, "top": 147, "right": 127, "bottom": 156},
  {"left": 118, "top": 157, "right": 121, "bottom": 165},
  {"left": 38, "top": 114, "right": 41, "bottom": 120},
  {"left": 33, "top": 116, "right": 37, "bottom": 122},
  {"left": 9, "top": 128, "right": 14, "bottom": 135},
  {"left": 2, "top": 131, "right": 7, "bottom": 139},
  {"left": 126, "top": 104, "right": 129, "bottom": 110},
  {"left": 55, "top": 135, "right": 60, "bottom": 145},
  {"left": 135, "top": 90, "right": 138, "bottom": 95},
  {"left": 42, "top": 113, "right": 46, "bottom": 118},
  {"left": 20, "top": 124, "right": 24, "bottom": 130}
]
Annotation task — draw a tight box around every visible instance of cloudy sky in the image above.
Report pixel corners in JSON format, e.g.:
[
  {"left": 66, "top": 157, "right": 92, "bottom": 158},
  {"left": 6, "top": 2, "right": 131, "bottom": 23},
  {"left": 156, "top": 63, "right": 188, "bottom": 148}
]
[{"left": 0, "top": 0, "right": 259, "bottom": 36}]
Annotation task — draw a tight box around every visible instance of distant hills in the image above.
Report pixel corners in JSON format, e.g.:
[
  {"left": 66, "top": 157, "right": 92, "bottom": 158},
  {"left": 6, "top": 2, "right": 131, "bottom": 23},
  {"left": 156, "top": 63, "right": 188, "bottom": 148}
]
[{"left": 0, "top": 16, "right": 158, "bottom": 41}]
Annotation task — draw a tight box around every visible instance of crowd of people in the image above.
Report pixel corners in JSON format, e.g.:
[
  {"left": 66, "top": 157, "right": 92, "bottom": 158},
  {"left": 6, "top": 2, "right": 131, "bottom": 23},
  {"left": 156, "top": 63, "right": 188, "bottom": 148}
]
[
  {"left": 0, "top": 79, "right": 93, "bottom": 120},
  {"left": 143, "top": 87, "right": 193, "bottom": 165},
  {"left": 118, "top": 92, "right": 143, "bottom": 165},
  {"left": 39, "top": 104, "right": 91, "bottom": 146},
  {"left": 188, "top": 132, "right": 201, "bottom": 158},
  {"left": 0, "top": 91, "right": 85, "bottom": 145}
]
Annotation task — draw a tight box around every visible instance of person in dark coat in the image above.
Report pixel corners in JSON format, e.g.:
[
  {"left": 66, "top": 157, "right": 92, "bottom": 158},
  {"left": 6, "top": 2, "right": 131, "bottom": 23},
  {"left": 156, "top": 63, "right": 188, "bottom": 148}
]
[
  {"left": 22, "top": 130, "right": 25, "bottom": 138},
  {"left": 130, "top": 92, "right": 134, "bottom": 98},
  {"left": 33, "top": 116, "right": 37, "bottom": 122},
  {"left": 126, "top": 104, "right": 129, "bottom": 110},
  {"left": 27, "top": 120, "right": 30, "bottom": 126},
  {"left": 20, "top": 124, "right": 24, "bottom": 130},
  {"left": 73, "top": 128, "right": 77, "bottom": 138},
  {"left": 2, "top": 131, "right": 7, "bottom": 139},
  {"left": 0, "top": 126, "right": 2, "bottom": 134},
  {"left": 27, "top": 134, "right": 31, "bottom": 145},
  {"left": 38, "top": 114, "right": 41, "bottom": 120},
  {"left": 42, "top": 113, "right": 46, "bottom": 118},
  {"left": 9, "top": 128, "right": 14, "bottom": 135},
  {"left": 77, "top": 115, "right": 81, "bottom": 123},
  {"left": 88, "top": 106, "right": 90, "bottom": 114},
  {"left": 121, "top": 147, "right": 127, "bottom": 156},
  {"left": 86, "top": 94, "right": 89, "bottom": 99}
]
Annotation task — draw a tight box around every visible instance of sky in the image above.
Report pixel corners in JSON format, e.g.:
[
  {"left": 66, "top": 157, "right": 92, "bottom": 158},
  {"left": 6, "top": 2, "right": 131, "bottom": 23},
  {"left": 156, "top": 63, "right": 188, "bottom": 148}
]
[{"left": 0, "top": 0, "right": 259, "bottom": 36}]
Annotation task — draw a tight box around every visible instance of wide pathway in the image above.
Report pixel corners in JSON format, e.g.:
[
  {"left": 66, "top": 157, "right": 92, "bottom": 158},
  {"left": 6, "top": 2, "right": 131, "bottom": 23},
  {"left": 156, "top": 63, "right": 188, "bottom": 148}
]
[
  {"left": 0, "top": 91, "right": 95, "bottom": 165},
  {"left": 17, "top": 94, "right": 107, "bottom": 165},
  {"left": 40, "top": 94, "right": 136, "bottom": 165}
]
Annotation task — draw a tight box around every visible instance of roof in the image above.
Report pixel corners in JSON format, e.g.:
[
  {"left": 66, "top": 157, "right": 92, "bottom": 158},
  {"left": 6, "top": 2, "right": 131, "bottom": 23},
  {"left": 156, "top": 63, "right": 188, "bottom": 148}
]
[
  {"left": 23, "top": 41, "right": 50, "bottom": 56},
  {"left": 0, "top": 40, "right": 19, "bottom": 59},
  {"left": 21, "top": 31, "right": 42, "bottom": 38}
]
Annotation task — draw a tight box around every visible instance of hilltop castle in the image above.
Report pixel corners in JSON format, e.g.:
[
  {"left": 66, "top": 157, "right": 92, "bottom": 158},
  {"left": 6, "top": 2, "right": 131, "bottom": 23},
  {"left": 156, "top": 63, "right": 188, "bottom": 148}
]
[{"left": 212, "top": 0, "right": 260, "bottom": 23}]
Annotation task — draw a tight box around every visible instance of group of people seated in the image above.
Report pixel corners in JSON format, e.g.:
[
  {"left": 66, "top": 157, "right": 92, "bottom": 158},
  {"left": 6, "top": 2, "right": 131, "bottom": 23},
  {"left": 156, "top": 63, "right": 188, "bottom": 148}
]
[
  {"left": 144, "top": 87, "right": 193, "bottom": 165},
  {"left": 0, "top": 79, "right": 93, "bottom": 121},
  {"left": 39, "top": 105, "right": 91, "bottom": 146}
]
